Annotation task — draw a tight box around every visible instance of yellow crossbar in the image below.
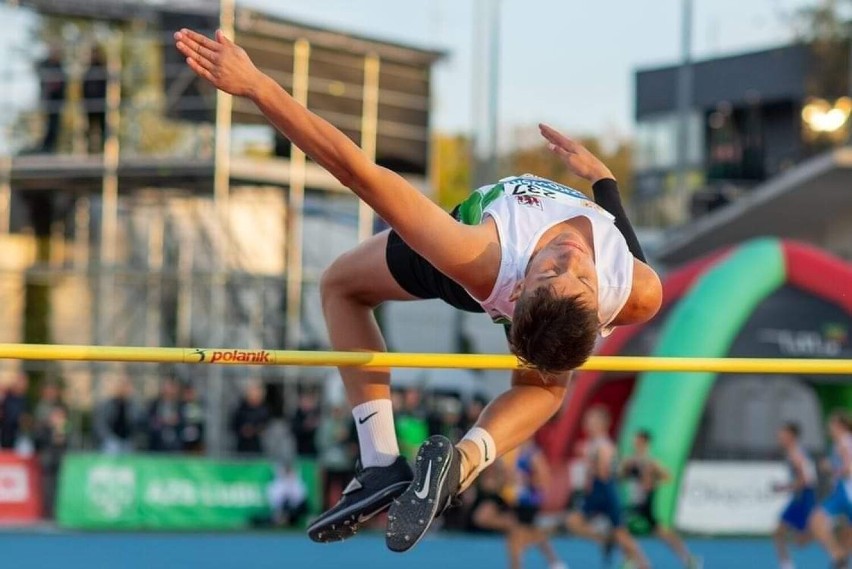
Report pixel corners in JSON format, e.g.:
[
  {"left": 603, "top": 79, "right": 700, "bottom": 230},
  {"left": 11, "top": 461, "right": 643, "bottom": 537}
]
[{"left": 0, "top": 344, "right": 850, "bottom": 374}]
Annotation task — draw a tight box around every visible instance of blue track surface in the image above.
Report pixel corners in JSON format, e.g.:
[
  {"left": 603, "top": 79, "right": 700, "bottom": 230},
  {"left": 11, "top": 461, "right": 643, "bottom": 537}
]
[{"left": 0, "top": 531, "right": 827, "bottom": 569}]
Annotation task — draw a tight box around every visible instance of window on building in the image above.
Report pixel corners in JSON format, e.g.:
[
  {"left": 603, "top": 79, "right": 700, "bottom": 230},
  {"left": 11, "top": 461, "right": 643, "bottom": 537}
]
[{"left": 635, "top": 112, "right": 703, "bottom": 171}]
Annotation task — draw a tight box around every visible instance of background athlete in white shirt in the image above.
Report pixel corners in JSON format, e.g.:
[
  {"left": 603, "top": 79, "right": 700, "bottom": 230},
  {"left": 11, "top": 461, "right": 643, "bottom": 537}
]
[{"left": 174, "top": 29, "right": 662, "bottom": 552}]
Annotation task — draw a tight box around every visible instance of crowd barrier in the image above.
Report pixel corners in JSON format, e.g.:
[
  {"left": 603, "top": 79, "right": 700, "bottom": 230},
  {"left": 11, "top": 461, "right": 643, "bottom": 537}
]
[
  {"left": 0, "top": 452, "right": 42, "bottom": 524},
  {"left": 56, "top": 453, "right": 321, "bottom": 530}
]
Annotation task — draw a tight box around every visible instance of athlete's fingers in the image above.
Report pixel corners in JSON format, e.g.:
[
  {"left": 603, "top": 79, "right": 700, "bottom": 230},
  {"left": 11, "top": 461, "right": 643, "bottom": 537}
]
[
  {"left": 177, "top": 28, "right": 221, "bottom": 53},
  {"left": 539, "top": 123, "right": 579, "bottom": 152},
  {"left": 185, "top": 56, "right": 215, "bottom": 84},
  {"left": 175, "top": 41, "right": 216, "bottom": 72},
  {"left": 547, "top": 143, "right": 575, "bottom": 160}
]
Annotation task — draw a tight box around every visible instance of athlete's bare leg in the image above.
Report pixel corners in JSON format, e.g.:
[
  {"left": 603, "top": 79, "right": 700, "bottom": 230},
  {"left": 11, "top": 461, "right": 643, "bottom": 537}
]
[
  {"left": 657, "top": 526, "right": 693, "bottom": 565},
  {"left": 320, "top": 230, "right": 416, "bottom": 405},
  {"left": 774, "top": 523, "right": 792, "bottom": 568},
  {"left": 613, "top": 527, "right": 650, "bottom": 568},
  {"left": 565, "top": 512, "right": 648, "bottom": 568},
  {"left": 456, "top": 369, "right": 570, "bottom": 486},
  {"left": 809, "top": 509, "right": 846, "bottom": 564},
  {"left": 565, "top": 511, "right": 605, "bottom": 544}
]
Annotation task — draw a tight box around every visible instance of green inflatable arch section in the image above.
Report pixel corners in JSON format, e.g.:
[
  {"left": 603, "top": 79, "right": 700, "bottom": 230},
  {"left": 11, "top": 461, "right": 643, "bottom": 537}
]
[{"left": 617, "top": 238, "right": 786, "bottom": 527}]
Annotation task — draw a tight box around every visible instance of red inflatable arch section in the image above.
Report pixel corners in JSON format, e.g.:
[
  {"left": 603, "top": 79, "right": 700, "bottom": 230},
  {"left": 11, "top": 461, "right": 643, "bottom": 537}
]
[{"left": 539, "top": 248, "right": 732, "bottom": 464}]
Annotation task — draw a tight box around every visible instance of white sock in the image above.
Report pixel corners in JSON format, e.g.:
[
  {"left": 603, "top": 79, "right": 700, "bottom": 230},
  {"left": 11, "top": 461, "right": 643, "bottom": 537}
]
[
  {"left": 460, "top": 427, "right": 497, "bottom": 490},
  {"left": 779, "top": 561, "right": 794, "bottom": 569},
  {"left": 352, "top": 399, "right": 399, "bottom": 468}
]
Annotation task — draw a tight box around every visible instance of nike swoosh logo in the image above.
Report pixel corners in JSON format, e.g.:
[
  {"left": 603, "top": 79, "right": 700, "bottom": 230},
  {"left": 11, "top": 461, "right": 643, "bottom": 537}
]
[
  {"left": 414, "top": 461, "right": 433, "bottom": 500},
  {"left": 358, "top": 412, "right": 378, "bottom": 424},
  {"left": 482, "top": 439, "right": 489, "bottom": 462}
]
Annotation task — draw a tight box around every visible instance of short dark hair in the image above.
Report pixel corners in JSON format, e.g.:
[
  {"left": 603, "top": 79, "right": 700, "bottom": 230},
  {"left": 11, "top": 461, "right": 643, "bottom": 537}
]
[
  {"left": 830, "top": 410, "right": 852, "bottom": 431},
  {"left": 782, "top": 422, "right": 801, "bottom": 438},
  {"left": 636, "top": 429, "right": 652, "bottom": 442},
  {"left": 510, "top": 286, "right": 599, "bottom": 375}
]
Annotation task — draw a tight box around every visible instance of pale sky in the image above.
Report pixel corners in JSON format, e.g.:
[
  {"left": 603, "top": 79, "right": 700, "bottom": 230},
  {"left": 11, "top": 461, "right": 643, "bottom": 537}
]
[
  {"left": 0, "top": 0, "right": 818, "bottom": 150},
  {"left": 244, "top": 0, "right": 816, "bottom": 140}
]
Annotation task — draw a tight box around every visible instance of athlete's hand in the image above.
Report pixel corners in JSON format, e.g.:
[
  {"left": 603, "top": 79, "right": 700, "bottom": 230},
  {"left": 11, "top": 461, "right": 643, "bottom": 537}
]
[
  {"left": 174, "top": 28, "right": 263, "bottom": 98},
  {"left": 539, "top": 123, "right": 614, "bottom": 184}
]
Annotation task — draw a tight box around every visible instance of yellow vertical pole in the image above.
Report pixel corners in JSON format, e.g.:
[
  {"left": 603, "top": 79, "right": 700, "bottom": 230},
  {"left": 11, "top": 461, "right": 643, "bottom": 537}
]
[
  {"left": 358, "top": 53, "right": 380, "bottom": 243},
  {"left": 285, "top": 39, "right": 310, "bottom": 349}
]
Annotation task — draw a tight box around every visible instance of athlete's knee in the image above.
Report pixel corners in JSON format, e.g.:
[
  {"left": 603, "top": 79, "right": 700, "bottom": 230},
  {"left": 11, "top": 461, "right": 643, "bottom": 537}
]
[{"left": 320, "top": 254, "right": 373, "bottom": 308}]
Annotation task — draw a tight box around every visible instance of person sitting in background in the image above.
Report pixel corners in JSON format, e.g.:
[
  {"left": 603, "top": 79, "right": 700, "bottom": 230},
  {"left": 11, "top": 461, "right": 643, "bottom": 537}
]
[
  {"left": 316, "top": 403, "right": 356, "bottom": 511},
  {"left": 467, "top": 459, "right": 567, "bottom": 569},
  {"left": 267, "top": 463, "right": 309, "bottom": 528},
  {"left": 35, "top": 405, "right": 68, "bottom": 519},
  {"left": 1, "top": 374, "right": 29, "bottom": 451},
  {"left": 180, "top": 383, "right": 204, "bottom": 454},
  {"left": 566, "top": 406, "right": 649, "bottom": 569},
  {"left": 809, "top": 411, "right": 852, "bottom": 568},
  {"left": 291, "top": 390, "right": 321, "bottom": 459},
  {"left": 94, "top": 378, "right": 139, "bottom": 454},
  {"left": 771, "top": 422, "right": 817, "bottom": 569},
  {"left": 231, "top": 381, "right": 269, "bottom": 455},
  {"left": 621, "top": 430, "right": 701, "bottom": 568},
  {"left": 147, "top": 378, "right": 183, "bottom": 452}
]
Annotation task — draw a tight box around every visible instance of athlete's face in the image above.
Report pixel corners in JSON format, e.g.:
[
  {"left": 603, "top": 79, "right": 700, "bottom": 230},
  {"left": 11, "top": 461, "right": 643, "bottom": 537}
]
[
  {"left": 778, "top": 428, "right": 794, "bottom": 448},
  {"left": 584, "top": 410, "right": 608, "bottom": 435},
  {"left": 516, "top": 231, "right": 599, "bottom": 309},
  {"left": 634, "top": 435, "right": 649, "bottom": 454},
  {"left": 829, "top": 418, "right": 846, "bottom": 440}
]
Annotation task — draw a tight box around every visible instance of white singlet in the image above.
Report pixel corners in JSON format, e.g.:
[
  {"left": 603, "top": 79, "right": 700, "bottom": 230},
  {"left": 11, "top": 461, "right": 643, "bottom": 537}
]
[{"left": 456, "top": 174, "right": 633, "bottom": 336}]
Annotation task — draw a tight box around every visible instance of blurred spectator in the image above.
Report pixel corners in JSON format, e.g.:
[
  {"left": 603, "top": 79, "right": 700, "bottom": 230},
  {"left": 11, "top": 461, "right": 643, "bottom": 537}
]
[
  {"left": 94, "top": 378, "right": 140, "bottom": 454},
  {"left": 35, "top": 406, "right": 69, "bottom": 519},
  {"left": 430, "top": 396, "right": 464, "bottom": 441},
  {"left": 83, "top": 45, "right": 107, "bottom": 153},
  {"left": 291, "top": 390, "right": 321, "bottom": 458},
  {"left": 396, "top": 387, "right": 428, "bottom": 461},
  {"left": 231, "top": 382, "right": 269, "bottom": 454},
  {"left": 180, "top": 383, "right": 204, "bottom": 454},
  {"left": 147, "top": 378, "right": 183, "bottom": 452},
  {"left": 1, "top": 374, "right": 29, "bottom": 450},
  {"left": 316, "top": 403, "right": 355, "bottom": 509},
  {"left": 38, "top": 46, "right": 66, "bottom": 153},
  {"left": 460, "top": 396, "right": 487, "bottom": 433},
  {"left": 267, "top": 463, "right": 309, "bottom": 527},
  {"left": 33, "top": 382, "right": 62, "bottom": 431}
]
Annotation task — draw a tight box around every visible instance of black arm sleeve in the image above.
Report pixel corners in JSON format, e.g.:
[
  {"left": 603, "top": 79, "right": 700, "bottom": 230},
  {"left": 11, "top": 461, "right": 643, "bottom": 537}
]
[{"left": 592, "top": 178, "right": 646, "bottom": 263}]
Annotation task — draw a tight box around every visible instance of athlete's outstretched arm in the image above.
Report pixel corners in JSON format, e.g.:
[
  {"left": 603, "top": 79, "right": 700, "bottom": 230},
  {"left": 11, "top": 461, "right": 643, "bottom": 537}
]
[{"left": 174, "top": 29, "right": 490, "bottom": 289}]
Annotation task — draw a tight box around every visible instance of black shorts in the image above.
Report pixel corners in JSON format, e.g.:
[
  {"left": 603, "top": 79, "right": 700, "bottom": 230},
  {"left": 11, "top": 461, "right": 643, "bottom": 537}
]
[
  {"left": 385, "top": 207, "right": 485, "bottom": 314},
  {"left": 515, "top": 504, "right": 539, "bottom": 526},
  {"left": 630, "top": 498, "right": 658, "bottom": 531}
]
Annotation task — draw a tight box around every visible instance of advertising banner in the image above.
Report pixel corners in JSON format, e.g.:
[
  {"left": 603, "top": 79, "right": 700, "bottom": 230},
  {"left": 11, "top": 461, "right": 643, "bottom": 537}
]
[
  {"left": 57, "top": 454, "right": 275, "bottom": 529},
  {"left": 675, "top": 461, "right": 789, "bottom": 534},
  {"left": 0, "top": 452, "right": 42, "bottom": 523}
]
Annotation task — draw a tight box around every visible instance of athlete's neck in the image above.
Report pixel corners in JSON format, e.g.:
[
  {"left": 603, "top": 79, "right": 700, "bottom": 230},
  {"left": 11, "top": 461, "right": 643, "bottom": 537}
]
[{"left": 532, "top": 216, "right": 594, "bottom": 258}]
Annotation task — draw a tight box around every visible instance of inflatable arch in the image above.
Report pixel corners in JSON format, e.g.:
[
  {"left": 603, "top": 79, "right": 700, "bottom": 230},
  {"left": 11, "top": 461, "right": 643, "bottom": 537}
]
[{"left": 618, "top": 238, "right": 852, "bottom": 527}]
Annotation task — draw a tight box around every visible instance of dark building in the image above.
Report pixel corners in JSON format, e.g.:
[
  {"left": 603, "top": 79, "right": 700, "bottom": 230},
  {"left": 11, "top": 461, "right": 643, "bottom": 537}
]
[{"left": 633, "top": 43, "right": 851, "bottom": 224}]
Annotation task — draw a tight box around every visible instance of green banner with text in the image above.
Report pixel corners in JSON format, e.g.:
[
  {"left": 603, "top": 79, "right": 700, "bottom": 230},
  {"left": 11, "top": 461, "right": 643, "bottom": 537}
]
[{"left": 56, "top": 453, "right": 278, "bottom": 529}]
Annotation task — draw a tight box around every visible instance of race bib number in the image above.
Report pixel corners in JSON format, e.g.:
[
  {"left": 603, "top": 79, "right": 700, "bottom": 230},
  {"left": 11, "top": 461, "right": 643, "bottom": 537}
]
[{"left": 501, "top": 176, "right": 611, "bottom": 217}]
